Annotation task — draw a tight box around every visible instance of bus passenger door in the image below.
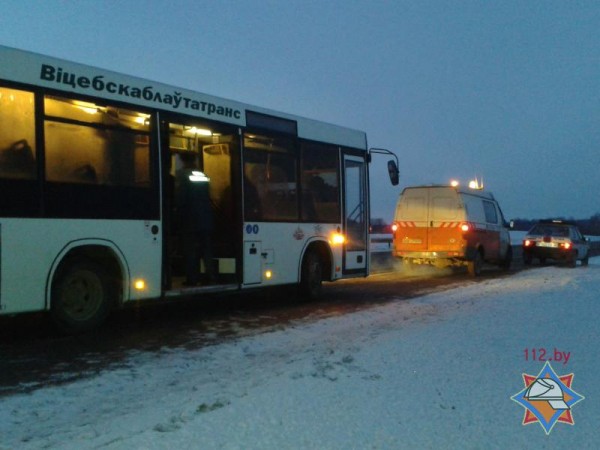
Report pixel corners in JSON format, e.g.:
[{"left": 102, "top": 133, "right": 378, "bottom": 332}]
[
  {"left": 162, "top": 118, "right": 240, "bottom": 289},
  {"left": 343, "top": 154, "right": 368, "bottom": 273}
]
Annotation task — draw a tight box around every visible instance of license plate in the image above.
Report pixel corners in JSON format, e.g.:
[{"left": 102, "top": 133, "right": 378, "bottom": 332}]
[{"left": 538, "top": 242, "right": 557, "bottom": 248}]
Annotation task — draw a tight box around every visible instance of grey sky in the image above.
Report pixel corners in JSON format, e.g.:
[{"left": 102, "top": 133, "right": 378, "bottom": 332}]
[{"left": 1, "top": 0, "right": 598, "bottom": 221}]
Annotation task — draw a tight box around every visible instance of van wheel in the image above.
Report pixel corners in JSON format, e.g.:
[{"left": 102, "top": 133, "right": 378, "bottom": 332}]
[
  {"left": 582, "top": 254, "right": 589, "bottom": 266},
  {"left": 500, "top": 247, "right": 512, "bottom": 271},
  {"left": 523, "top": 253, "right": 532, "bottom": 265},
  {"left": 299, "top": 250, "right": 323, "bottom": 300},
  {"left": 467, "top": 251, "right": 483, "bottom": 277},
  {"left": 50, "top": 258, "right": 113, "bottom": 334},
  {"left": 567, "top": 252, "right": 577, "bottom": 268}
]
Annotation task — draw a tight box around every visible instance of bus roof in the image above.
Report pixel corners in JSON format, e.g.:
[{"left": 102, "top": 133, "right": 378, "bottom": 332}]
[{"left": 0, "top": 45, "right": 367, "bottom": 149}]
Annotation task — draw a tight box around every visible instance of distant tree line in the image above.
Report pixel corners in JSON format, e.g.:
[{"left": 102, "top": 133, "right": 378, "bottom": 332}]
[
  {"left": 508, "top": 213, "right": 600, "bottom": 236},
  {"left": 371, "top": 214, "right": 600, "bottom": 236}
]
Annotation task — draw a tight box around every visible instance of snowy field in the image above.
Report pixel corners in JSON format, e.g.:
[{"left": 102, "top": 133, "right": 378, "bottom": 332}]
[{"left": 1, "top": 258, "right": 600, "bottom": 449}]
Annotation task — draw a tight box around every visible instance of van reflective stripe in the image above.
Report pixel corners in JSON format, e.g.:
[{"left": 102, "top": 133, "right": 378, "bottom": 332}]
[
  {"left": 439, "top": 222, "right": 459, "bottom": 228},
  {"left": 398, "top": 221, "right": 416, "bottom": 227}
]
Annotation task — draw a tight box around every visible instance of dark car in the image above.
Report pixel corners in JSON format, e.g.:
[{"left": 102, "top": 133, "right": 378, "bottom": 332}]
[{"left": 522, "top": 220, "right": 590, "bottom": 267}]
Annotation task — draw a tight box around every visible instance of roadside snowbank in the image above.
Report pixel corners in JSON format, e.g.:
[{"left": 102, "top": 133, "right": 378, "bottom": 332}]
[{"left": 1, "top": 259, "right": 599, "bottom": 449}]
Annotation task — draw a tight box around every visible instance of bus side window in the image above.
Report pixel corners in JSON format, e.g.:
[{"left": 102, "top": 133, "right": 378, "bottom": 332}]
[
  {"left": 300, "top": 141, "right": 340, "bottom": 223},
  {"left": 44, "top": 96, "right": 150, "bottom": 187},
  {"left": 242, "top": 132, "right": 298, "bottom": 222},
  {"left": 0, "top": 87, "right": 37, "bottom": 180}
]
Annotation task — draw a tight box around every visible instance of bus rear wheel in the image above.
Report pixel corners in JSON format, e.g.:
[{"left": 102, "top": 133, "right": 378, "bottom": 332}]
[
  {"left": 50, "top": 258, "right": 113, "bottom": 334},
  {"left": 299, "top": 250, "right": 323, "bottom": 300}
]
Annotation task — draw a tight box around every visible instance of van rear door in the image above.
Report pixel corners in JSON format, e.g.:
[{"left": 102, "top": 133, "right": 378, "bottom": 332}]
[
  {"left": 428, "top": 188, "right": 463, "bottom": 252},
  {"left": 394, "top": 188, "right": 429, "bottom": 252}
]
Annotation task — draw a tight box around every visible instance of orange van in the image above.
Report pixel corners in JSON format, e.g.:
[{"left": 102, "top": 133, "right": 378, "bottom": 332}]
[{"left": 392, "top": 185, "right": 512, "bottom": 276}]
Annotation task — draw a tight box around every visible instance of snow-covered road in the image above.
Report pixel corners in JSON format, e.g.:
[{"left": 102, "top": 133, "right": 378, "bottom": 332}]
[{"left": 1, "top": 259, "right": 599, "bottom": 449}]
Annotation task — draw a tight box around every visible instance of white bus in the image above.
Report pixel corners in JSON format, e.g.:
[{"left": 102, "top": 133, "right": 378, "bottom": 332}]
[{"left": 0, "top": 45, "right": 398, "bottom": 333}]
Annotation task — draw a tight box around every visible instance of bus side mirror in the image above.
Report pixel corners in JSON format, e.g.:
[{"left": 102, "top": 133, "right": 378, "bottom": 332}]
[{"left": 387, "top": 160, "right": 399, "bottom": 186}]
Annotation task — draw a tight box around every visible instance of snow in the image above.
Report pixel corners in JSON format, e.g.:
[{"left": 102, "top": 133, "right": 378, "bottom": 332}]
[{"left": 2, "top": 259, "right": 600, "bottom": 449}]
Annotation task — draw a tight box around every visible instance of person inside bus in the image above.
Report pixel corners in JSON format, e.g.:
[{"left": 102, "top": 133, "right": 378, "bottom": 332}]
[
  {"left": 72, "top": 163, "right": 98, "bottom": 184},
  {"left": 0, "top": 139, "right": 35, "bottom": 179},
  {"left": 175, "top": 151, "right": 215, "bottom": 286}
]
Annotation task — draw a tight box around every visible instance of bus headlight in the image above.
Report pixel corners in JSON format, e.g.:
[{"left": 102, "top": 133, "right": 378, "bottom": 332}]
[{"left": 330, "top": 232, "right": 346, "bottom": 245}]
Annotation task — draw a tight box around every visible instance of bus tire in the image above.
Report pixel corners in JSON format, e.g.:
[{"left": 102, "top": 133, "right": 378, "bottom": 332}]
[
  {"left": 50, "top": 258, "right": 114, "bottom": 334},
  {"left": 467, "top": 250, "right": 483, "bottom": 277},
  {"left": 299, "top": 250, "right": 323, "bottom": 300}
]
